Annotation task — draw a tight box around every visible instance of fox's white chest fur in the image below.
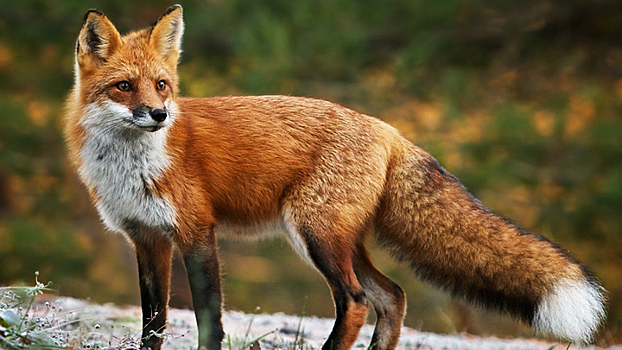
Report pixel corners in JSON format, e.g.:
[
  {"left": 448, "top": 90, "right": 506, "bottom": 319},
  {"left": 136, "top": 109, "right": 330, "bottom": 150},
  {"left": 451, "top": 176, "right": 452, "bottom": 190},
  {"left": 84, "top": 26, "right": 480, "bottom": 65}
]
[{"left": 78, "top": 103, "right": 177, "bottom": 233}]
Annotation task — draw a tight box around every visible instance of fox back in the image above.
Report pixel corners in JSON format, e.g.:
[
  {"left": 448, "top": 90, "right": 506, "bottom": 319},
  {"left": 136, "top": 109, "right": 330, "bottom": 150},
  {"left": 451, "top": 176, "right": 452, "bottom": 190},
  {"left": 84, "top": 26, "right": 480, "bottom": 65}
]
[{"left": 65, "top": 5, "right": 606, "bottom": 350}]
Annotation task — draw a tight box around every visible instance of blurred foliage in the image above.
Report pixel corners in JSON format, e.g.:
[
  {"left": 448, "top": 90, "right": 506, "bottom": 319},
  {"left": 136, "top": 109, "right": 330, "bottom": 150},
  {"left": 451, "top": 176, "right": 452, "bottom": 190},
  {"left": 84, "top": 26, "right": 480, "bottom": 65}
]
[{"left": 0, "top": 0, "right": 621, "bottom": 345}]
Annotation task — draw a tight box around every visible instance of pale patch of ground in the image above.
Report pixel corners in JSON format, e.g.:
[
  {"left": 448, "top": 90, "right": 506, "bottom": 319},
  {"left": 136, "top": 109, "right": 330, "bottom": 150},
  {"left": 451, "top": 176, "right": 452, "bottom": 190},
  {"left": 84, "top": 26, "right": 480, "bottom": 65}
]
[{"left": 46, "top": 297, "right": 618, "bottom": 350}]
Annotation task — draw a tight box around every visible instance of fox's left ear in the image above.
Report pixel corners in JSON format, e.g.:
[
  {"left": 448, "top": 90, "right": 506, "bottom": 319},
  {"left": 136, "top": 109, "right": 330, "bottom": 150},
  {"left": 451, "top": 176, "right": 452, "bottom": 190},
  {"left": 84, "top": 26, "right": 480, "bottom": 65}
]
[{"left": 150, "top": 4, "right": 184, "bottom": 67}]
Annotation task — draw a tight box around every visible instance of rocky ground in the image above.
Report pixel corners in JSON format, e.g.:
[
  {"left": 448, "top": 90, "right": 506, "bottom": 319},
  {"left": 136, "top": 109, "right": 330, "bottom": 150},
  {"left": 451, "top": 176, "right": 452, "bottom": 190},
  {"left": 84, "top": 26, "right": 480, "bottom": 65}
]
[{"left": 36, "top": 297, "right": 619, "bottom": 350}]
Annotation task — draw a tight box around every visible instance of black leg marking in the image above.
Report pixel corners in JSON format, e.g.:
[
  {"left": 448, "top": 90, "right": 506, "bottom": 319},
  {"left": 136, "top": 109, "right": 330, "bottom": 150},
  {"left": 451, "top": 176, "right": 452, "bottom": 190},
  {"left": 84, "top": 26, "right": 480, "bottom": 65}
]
[
  {"left": 181, "top": 231, "right": 224, "bottom": 350},
  {"left": 130, "top": 226, "right": 173, "bottom": 350}
]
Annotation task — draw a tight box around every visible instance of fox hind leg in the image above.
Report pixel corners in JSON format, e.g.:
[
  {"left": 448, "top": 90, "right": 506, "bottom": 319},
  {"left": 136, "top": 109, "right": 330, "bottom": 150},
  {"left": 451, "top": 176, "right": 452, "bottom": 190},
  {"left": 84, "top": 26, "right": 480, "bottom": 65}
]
[
  {"left": 353, "top": 243, "right": 406, "bottom": 350},
  {"left": 281, "top": 147, "right": 389, "bottom": 349},
  {"left": 286, "top": 219, "right": 369, "bottom": 350}
]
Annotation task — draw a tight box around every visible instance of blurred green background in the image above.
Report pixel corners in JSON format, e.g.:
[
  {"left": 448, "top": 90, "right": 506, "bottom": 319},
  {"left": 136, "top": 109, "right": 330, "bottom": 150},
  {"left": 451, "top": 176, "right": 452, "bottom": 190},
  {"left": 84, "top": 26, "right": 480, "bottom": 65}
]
[{"left": 0, "top": 0, "right": 621, "bottom": 345}]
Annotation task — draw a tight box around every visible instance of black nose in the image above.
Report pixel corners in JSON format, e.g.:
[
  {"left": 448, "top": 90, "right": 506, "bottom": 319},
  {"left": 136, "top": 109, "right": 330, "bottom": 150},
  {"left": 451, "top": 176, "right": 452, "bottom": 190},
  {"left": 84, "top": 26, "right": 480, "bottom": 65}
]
[{"left": 150, "top": 108, "right": 167, "bottom": 122}]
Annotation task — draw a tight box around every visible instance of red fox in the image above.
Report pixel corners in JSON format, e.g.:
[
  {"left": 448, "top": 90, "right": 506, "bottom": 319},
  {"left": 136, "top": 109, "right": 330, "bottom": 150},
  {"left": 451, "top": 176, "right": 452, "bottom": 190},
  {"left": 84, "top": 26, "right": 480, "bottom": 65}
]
[{"left": 64, "top": 5, "right": 606, "bottom": 350}]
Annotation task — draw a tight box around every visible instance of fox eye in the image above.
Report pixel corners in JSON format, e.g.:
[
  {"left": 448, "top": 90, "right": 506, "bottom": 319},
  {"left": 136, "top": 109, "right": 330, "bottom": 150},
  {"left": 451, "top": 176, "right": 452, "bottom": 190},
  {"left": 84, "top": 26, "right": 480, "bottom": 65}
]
[
  {"left": 116, "top": 81, "right": 131, "bottom": 92},
  {"left": 156, "top": 80, "right": 166, "bottom": 91}
]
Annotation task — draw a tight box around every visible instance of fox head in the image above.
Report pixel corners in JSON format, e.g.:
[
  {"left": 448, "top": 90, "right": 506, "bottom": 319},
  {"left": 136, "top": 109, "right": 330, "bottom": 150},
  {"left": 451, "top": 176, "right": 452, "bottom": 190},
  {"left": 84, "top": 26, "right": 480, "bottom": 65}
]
[{"left": 74, "top": 5, "right": 184, "bottom": 132}]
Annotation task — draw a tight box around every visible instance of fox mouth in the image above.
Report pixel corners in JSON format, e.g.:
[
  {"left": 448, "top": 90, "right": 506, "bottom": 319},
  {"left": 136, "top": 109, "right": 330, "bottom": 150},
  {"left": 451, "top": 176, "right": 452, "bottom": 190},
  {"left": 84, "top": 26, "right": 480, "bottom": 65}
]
[
  {"left": 139, "top": 124, "right": 165, "bottom": 132},
  {"left": 123, "top": 117, "right": 166, "bottom": 132}
]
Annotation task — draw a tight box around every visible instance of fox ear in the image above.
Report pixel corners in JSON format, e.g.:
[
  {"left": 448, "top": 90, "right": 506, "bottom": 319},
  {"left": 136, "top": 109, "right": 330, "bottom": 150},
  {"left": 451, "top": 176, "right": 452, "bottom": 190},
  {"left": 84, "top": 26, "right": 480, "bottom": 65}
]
[
  {"left": 77, "top": 9, "right": 122, "bottom": 67},
  {"left": 150, "top": 5, "right": 184, "bottom": 67}
]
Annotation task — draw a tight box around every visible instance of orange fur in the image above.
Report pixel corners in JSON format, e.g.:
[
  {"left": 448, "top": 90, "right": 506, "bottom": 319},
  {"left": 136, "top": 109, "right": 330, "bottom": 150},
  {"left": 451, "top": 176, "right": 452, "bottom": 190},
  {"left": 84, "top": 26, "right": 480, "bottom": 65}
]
[{"left": 65, "top": 5, "right": 605, "bottom": 350}]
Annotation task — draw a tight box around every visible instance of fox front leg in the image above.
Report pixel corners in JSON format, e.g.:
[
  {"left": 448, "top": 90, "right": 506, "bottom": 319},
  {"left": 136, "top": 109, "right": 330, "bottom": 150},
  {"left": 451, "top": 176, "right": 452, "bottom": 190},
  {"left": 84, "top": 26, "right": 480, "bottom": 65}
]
[
  {"left": 178, "top": 228, "right": 224, "bottom": 350},
  {"left": 127, "top": 225, "right": 174, "bottom": 350}
]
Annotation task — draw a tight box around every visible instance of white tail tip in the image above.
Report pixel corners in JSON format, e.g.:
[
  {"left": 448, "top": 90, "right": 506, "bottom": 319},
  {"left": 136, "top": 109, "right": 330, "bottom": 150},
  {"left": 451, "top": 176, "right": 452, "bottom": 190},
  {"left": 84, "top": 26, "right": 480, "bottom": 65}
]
[{"left": 533, "top": 278, "right": 606, "bottom": 344}]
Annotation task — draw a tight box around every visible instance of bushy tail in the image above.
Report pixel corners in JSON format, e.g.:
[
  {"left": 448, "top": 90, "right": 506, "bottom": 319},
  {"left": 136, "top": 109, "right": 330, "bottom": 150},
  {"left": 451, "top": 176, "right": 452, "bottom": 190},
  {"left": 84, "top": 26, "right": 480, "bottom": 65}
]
[{"left": 376, "top": 142, "right": 606, "bottom": 344}]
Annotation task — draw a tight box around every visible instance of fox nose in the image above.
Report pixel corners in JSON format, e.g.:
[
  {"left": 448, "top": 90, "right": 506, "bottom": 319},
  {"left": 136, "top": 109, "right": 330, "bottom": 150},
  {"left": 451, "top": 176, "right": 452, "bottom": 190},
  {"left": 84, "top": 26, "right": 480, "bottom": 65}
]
[{"left": 150, "top": 108, "right": 167, "bottom": 123}]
